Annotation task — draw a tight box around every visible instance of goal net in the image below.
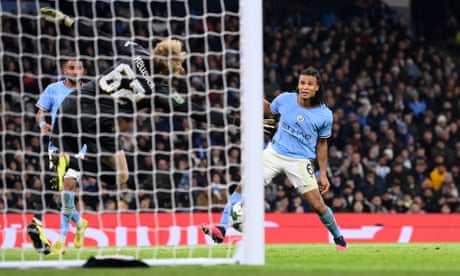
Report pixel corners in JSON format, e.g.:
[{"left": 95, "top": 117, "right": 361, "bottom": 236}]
[{"left": 0, "top": 0, "right": 263, "bottom": 268}]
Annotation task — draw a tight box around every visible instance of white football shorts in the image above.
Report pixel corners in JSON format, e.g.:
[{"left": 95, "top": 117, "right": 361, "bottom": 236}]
[
  {"left": 64, "top": 168, "right": 81, "bottom": 181},
  {"left": 263, "top": 144, "right": 318, "bottom": 194}
]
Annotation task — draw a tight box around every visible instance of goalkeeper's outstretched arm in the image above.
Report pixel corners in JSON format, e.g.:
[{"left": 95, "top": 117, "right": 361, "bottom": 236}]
[
  {"left": 40, "top": 7, "right": 149, "bottom": 57},
  {"left": 40, "top": 7, "right": 186, "bottom": 106},
  {"left": 40, "top": 7, "right": 239, "bottom": 127}
]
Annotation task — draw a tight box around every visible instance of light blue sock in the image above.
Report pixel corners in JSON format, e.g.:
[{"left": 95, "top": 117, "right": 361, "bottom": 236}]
[
  {"left": 71, "top": 182, "right": 81, "bottom": 225},
  {"left": 71, "top": 208, "right": 81, "bottom": 226},
  {"left": 220, "top": 191, "right": 243, "bottom": 229},
  {"left": 60, "top": 191, "right": 75, "bottom": 237},
  {"left": 319, "top": 207, "right": 342, "bottom": 239}
]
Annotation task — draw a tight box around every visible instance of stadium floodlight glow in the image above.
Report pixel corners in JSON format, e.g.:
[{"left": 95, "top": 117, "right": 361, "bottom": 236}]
[{"left": 0, "top": 0, "right": 264, "bottom": 268}]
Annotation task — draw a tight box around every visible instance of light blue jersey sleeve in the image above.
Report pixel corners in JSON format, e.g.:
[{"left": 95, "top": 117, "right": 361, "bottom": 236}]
[
  {"left": 36, "top": 87, "right": 53, "bottom": 112},
  {"left": 269, "top": 92, "right": 333, "bottom": 160},
  {"left": 35, "top": 81, "right": 74, "bottom": 128}
]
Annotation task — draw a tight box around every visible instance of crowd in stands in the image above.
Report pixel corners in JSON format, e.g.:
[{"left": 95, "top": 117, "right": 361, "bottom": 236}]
[{"left": 1, "top": 0, "right": 460, "bottom": 215}]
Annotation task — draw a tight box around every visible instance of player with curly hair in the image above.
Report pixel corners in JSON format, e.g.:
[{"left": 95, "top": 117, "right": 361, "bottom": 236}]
[{"left": 202, "top": 67, "right": 348, "bottom": 250}]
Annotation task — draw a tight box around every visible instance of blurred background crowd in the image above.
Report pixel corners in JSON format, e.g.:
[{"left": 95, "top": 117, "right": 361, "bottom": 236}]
[{"left": 2, "top": 0, "right": 460, "bottom": 215}]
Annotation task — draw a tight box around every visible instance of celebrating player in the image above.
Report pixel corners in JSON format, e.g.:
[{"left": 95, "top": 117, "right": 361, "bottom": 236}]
[
  {"left": 27, "top": 56, "right": 88, "bottom": 255},
  {"left": 202, "top": 67, "right": 348, "bottom": 250}
]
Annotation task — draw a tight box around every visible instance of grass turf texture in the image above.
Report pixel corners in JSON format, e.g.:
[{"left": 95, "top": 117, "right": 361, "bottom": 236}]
[{"left": 1, "top": 243, "right": 460, "bottom": 275}]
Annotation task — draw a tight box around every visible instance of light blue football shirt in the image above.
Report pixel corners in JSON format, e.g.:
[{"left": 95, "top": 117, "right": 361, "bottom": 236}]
[
  {"left": 35, "top": 80, "right": 74, "bottom": 128},
  {"left": 270, "top": 92, "right": 333, "bottom": 160}
]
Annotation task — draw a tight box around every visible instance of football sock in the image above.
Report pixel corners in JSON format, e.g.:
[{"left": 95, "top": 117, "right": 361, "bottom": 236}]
[
  {"left": 60, "top": 190, "right": 75, "bottom": 240},
  {"left": 70, "top": 181, "right": 83, "bottom": 227},
  {"left": 220, "top": 191, "right": 243, "bottom": 230},
  {"left": 319, "top": 207, "right": 342, "bottom": 239},
  {"left": 71, "top": 208, "right": 83, "bottom": 228}
]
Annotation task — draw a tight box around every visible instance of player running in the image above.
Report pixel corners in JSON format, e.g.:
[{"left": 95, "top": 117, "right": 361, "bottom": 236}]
[
  {"left": 27, "top": 57, "right": 88, "bottom": 255},
  {"left": 202, "top": 67, "right": 348, "bottom": 250}
]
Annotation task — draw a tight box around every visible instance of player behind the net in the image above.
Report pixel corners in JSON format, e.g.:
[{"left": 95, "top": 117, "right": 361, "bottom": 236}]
[
  {"left": 27, "top": 56, "right": 88, "bottom": 255},
  {"left": 39, "top": 7, "right": 240, "bottom": 253}
]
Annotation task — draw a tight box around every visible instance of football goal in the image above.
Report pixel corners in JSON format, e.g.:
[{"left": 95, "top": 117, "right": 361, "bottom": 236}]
[{"left": 0, "top": 0, "right": 263, "bottom": 268}]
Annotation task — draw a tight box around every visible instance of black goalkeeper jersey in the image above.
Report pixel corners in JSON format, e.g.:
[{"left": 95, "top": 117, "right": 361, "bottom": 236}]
[
  {"left": 54, "top": 19, "right": 239, "bottom": 155},
  {"left": 75, "top": 20, "right": 160, "bottom": 115},
  {"left": 68, "top": 20, "right": 238, "bottom": 123}
]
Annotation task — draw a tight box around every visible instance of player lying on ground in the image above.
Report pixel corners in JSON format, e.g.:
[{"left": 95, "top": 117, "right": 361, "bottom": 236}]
[{"left": 202, "top": 67, "right": 348, "bottom": 250}]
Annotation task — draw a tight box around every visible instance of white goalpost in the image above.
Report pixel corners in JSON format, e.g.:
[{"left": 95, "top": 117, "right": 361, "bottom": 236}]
[
  {"left": 239, "top": 0, "right": 264, "bottom": 265},
  {"left": 0, "top": 0, "right": 263, "bottom": 268}
]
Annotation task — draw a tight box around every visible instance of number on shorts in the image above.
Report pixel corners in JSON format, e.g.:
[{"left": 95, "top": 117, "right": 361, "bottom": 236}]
[
  {"left": 306, "top": 162, "right": 314, "bottom": 177},
  {"left": 99, "top": 63, "right": 145, "bottom": 103}
]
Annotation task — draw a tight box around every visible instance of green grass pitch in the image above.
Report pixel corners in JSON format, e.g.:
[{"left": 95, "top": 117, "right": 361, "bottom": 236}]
[{"left": 2, "top": 243, "right": 460, "bottom": 275}]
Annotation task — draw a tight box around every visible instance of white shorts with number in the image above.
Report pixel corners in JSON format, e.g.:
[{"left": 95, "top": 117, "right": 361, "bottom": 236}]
[
  {"left": 64, "top": 168, "right": 81, "bottom": 181},
  {"left": 263, "top": 144, "right": 318, "bottom": 194}
]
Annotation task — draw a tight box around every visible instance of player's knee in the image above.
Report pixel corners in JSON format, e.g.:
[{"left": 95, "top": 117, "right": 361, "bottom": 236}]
[{"left": 309, "top": 201, "right": 327, "bottom": 214}]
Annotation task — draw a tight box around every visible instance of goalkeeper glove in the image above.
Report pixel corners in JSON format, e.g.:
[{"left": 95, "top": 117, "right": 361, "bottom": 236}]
[
  {"left": 40, "top": 7, "right": 74, "bottom": 27},
  {"left": 263, "top": 118, "right": 277, "bottom": 137}
]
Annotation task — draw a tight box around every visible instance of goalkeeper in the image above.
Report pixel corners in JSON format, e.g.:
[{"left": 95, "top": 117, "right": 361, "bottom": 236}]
[
  {"left": 202, "top": 67, "right": 348, "bottom": 250},
  {"left": 39, "top": 8, "right": 239, "bottom": 201}
]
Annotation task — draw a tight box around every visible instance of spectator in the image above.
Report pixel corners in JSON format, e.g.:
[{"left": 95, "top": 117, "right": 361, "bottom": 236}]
[
  {"left": 369, "top": 195, "right": 389, "bottom": 213},
  {"left": 423, "top": 155, "right": 448, "bottom": 191},
  {"left": 4, "top": 1, "right": 460, "bottom": 216},
  {"left": 385, "top": 162, "right": 408, "bottom": 188},
  {"left": 407, "top": 200, "right": 425, "bottom": 214},
  {"left": 438, "top": 173, "right": 459, "bottom": 212},
  {"left": 359, "top": 170, "right": 386, "bottom": 200},
  {"left": 407, "top": 90, "right": 426, "bottom": 117},
  {"left": 352, "top": 191, "right": 372, "bottom": 213},
  {"left": 288, "top": 195, "right": 309, "bottom": 213}
]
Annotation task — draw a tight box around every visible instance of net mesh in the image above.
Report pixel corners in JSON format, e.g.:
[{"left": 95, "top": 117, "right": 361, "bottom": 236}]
[{"left": 1, "top": 0, "right": 246, "bottom": 266}]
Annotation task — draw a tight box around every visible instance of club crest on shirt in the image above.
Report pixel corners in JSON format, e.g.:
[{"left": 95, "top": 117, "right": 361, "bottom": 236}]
[{"left": 296, "top": 114, "right": 305, "bottom": 122}]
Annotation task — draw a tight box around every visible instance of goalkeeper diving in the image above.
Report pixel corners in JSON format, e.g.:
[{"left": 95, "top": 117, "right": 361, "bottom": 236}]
[{"left": 38, "top": 7, "right": 240, "bottom": 253}]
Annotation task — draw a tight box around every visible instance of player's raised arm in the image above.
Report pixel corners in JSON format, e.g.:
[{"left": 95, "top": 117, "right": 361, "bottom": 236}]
[
  {"left": 40, "top": 7, "right": 141, "bottom": 56},
  {"left": 40, "top": 7, "right": 74, "bottom": 28}
]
